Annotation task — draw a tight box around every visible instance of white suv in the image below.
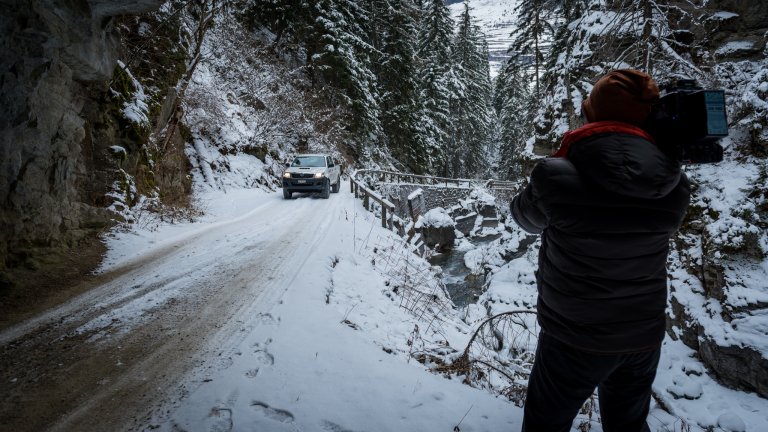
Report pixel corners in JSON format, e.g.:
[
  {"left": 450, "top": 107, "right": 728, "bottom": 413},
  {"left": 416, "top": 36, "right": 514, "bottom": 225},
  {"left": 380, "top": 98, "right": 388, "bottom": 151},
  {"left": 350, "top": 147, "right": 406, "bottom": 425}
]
[{"left": 282, "top": 154, "right": 341, "bottom": 199}]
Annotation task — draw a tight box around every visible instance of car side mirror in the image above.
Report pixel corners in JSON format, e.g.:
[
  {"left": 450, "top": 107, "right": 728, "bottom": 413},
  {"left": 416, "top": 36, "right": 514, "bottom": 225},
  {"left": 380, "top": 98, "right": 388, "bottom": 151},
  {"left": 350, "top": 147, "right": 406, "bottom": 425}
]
[
  {"left": 328, "top": 162, "right": 334, "bottom": 167},
  {"left": 285, "top": 163, "right": 290, "bottom": 168}
]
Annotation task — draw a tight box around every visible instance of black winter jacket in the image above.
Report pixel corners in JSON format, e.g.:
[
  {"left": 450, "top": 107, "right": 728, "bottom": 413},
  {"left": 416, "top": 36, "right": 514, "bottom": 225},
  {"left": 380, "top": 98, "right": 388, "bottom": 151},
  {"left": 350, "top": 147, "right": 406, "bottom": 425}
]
[{"left": 511, "top": 129, "right": 690, "bottom": 353}]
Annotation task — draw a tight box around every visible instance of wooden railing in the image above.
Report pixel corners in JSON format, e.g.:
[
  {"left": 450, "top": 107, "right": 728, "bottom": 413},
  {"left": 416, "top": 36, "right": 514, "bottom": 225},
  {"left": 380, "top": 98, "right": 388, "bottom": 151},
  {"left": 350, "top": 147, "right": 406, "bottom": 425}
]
[
  {"left": 350, "top": 170, "right": 398, "bottom": 230},
  {"left": 485, "top": 179, "right": 517, "bottom": 190},
  {"left": 367, "top": 169, "right": 475, "bottom": 188}
]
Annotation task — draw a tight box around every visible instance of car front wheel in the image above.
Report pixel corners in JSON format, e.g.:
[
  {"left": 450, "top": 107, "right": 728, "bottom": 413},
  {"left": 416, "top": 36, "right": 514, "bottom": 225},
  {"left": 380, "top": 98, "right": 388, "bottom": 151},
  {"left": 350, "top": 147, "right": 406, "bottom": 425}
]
[
  {"left": 283, "top": 189, "right": 292, "bottom": 199},
  {"left": 321, "top": 179, "right": 330, "bottom": 199}
]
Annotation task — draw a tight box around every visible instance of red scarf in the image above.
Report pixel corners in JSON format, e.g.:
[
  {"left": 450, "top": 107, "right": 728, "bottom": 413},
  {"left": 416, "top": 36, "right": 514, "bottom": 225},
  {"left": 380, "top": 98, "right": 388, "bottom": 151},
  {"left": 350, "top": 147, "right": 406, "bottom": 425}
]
[{"left": 552, "top": 121, "right": 655, "bottom": 158}]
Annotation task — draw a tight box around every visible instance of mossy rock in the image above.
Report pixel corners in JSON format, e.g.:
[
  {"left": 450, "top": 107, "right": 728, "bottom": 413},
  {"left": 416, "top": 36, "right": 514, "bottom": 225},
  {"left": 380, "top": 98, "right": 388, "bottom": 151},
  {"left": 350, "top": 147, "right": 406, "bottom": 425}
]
[
  {"left": 178, "top": 121, "right": 193, "bottom": 143},
  {"left": 108, "top": 145, "right": 128, "bottom": 163},
  {"left": 242, "top": 145, "right": 269, "bottom": 162}
]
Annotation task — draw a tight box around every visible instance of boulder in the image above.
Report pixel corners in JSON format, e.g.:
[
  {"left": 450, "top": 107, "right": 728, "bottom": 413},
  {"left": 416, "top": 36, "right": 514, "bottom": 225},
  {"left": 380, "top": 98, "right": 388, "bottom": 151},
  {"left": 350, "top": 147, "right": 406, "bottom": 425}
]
[
  {"left": 420, "top": 225, "right": 456, "bottom": 252},
  {"left": 415, "top": 208, "right": 456, "bottom": 251},
  {"left": 700, "top": 338, "right": 768, "bottom": 398},
  {"left": 454, "top": 213, "right": 477, "bottom": 236}
]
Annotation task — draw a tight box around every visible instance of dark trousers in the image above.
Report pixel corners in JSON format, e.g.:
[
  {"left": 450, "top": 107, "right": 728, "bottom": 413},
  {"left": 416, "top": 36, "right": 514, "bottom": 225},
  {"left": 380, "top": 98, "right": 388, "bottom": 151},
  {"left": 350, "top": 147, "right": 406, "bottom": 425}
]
[{"left": 522, "top": 332, "right": 660, "bottom": 432}]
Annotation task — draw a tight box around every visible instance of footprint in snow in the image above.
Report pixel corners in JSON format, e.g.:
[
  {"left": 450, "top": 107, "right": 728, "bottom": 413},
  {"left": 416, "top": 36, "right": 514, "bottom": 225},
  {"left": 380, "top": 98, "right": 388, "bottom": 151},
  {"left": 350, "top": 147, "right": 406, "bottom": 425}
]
[
  {"left": 320, "top": 420, "right": 366, "bottom": 432},
  {"left": 216, "top": 355, "right": 234, "bottom": 371},
  {"left": 431, "top": 392, "right": 445, "bottom": 401},
  {"left": 251, "top": 401, "right": 294, "bottom": 423},
  {"left": 256, "top": 313, "right": 279, "bottom": 325},
  {"left": 666, "top": 374, "right": 703, "bottom": 400},
  {"left": 254, "top": 349, "right": 274, "bottom": 366},
  {"left": 240, "top": 242, "right": 264, "bottom": 253},
  {"left": 244, "top": 346, "right": 274, "bottom": 379},
  {"left": 205, "top": 407, "right": 233, "bottom": 432}
]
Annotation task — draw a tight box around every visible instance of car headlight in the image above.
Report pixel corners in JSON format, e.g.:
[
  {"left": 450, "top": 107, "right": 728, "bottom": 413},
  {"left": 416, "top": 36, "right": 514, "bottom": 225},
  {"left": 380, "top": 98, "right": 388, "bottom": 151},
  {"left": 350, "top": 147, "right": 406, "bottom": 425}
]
[
  {"left": 283, "top": 172, "right": 291, "bottom": 178},
  {"left": 314, "top": 172, "right": 324, "bottom": 178}
]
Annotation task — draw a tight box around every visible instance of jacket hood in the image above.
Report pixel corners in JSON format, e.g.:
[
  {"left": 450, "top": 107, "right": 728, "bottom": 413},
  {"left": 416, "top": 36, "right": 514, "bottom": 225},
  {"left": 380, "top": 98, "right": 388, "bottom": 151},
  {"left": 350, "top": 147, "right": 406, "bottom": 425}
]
[{"left": 566, "top": 127, "right": 682, "bottom": 199}]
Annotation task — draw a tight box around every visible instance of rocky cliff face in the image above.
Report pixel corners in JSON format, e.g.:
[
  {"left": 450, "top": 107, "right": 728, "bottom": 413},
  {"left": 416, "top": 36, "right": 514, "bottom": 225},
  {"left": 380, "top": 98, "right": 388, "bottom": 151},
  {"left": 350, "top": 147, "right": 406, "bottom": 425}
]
[
  {"left": 707, "top": 0, "right": 768, "bottom": 58},
  {"left": 666, "top": 0, "right": 768, "bottom": 398},
  {"left": 0, "top": 0, "right": 164, "bottom": 287}
]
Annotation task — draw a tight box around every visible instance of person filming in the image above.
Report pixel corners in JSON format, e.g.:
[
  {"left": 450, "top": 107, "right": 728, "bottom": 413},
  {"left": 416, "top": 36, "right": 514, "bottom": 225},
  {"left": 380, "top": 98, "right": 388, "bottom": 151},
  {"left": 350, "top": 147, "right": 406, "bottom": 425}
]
[{"left": 510, "top": 69, "right": 691, "bottom": 432}]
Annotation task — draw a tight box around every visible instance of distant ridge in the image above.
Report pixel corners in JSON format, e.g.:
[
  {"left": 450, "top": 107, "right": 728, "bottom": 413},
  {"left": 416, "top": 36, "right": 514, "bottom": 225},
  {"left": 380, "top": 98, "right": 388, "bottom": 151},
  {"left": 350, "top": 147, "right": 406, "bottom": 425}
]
[{"left": 447, "top": 0, "right": 520, "bottom": 77}]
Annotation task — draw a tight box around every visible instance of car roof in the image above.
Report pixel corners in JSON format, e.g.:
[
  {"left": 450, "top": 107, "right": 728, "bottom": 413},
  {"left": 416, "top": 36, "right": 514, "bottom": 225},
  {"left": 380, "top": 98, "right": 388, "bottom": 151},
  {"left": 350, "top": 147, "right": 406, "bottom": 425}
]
[{"left": 294, "top": 154, "right": 327, "bottom": 158}]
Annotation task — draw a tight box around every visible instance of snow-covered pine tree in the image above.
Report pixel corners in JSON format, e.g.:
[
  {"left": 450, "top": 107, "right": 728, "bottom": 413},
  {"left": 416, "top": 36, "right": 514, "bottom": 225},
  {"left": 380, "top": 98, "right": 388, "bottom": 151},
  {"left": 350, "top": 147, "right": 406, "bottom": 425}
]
[
  {"left": 508, "top": 0, "right": 558, "bottom": 96},
  {"left": 379, "top": 0, "right": 430, "bottom": 174},
  {"left": 237, "top": 0, "right": 382, "bottom": 156},
  {"left": 450, "top": 2, "right": 493, "bottom": 179},
  {"left": 360, "top": 0, "right": 387, "bottom": 68},
  {"left": 529, "top": 0, "right": 590, "bottom": 155},
  {"left": 416, "top": 0, "right": 457, "bottom": 176},
  {"left": 312, "top": 1, "right": 384, "bottom": 149},
  {"left": 235, "top": 0, "right": 313, "bottom": 49},
  {"left": 473, "top": 35, "right": 494, "bottom": 179},
  {"left": 495, "top": 59, "right": 534, "bottom": 181}
]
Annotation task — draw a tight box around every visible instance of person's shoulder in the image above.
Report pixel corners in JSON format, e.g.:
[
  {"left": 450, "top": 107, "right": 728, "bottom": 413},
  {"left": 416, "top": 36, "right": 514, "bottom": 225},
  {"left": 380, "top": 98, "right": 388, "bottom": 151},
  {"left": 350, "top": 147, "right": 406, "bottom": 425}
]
[
  {"left": 529, "top": 157, "right": 581, "bottom": 198},
  {"left": 532, "top": 157, "right": 579, "bottom": 181}
]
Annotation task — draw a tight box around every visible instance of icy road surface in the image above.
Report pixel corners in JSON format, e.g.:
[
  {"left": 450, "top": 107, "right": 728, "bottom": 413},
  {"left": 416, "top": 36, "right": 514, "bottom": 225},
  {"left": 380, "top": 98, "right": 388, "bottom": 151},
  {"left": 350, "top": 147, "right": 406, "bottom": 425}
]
[{"left": 0, "top": 182, "right": 519, "bottom": 432}]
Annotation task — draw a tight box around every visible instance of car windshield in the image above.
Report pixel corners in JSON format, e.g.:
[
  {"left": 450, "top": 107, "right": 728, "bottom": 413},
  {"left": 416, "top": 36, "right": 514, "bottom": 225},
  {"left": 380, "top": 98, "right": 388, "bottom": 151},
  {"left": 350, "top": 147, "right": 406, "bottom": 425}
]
[{"left": 291, "top": 156, "right": 326, "bottom": 167}]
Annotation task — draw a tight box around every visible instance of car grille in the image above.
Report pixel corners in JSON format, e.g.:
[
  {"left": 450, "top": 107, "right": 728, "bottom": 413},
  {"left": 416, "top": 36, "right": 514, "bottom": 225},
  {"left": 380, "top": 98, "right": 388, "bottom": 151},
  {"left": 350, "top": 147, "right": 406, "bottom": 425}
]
[{"left": 292, "top": 172, "right": 314, "bottom": 179}]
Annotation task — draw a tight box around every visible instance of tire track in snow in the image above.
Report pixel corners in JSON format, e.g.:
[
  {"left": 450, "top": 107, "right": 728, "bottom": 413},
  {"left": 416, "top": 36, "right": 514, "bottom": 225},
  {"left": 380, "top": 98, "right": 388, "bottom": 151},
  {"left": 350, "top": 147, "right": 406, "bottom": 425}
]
[
  {"left": 0, "top": 190, "right": 348, "bottom": 432},
  {"left": 162, "top": 189, "right": 352, "bottom": 431}
]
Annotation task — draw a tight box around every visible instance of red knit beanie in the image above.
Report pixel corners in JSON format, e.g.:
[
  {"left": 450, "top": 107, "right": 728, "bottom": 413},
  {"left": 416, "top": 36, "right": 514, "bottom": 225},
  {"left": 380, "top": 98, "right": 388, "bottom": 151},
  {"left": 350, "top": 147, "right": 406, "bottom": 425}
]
[{"left": 581, "top": 69, "right": 659, "bottom": 127}]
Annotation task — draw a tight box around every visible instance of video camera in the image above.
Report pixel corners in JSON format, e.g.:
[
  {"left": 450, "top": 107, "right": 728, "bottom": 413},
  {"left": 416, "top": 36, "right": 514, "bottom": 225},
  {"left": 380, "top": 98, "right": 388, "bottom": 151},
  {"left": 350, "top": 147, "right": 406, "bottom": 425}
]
[{"left": 649, "top": 79, "right": 728, "bottom": 164}]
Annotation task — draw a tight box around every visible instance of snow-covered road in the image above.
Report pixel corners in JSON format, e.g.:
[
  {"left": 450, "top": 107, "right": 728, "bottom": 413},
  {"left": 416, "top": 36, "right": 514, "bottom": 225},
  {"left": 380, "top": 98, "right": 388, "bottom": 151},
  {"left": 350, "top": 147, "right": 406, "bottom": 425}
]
[
  {"left": 4, "top": 180, "right": 767, "bottom": 432},
  {"left": 0, "top": 183, "right": 520, "bottom": 432}
]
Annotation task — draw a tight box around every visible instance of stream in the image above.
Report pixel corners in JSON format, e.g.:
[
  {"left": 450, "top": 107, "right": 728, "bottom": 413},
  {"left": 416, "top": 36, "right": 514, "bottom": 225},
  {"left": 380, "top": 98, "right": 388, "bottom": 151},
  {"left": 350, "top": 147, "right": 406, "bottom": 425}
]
[
  {"left": 429, "top": 233, "right": 538, "bottom": 307},
  {"left": 428, "top": 234, "right": 501, "bottom": 307}
]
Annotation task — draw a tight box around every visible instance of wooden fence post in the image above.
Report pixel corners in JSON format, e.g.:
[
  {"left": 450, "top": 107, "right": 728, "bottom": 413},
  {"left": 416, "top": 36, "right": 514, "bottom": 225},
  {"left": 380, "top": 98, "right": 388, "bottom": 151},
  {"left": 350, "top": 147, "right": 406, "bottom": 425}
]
[{"left": 381, "top": 206, "right": 387, "bottom": 228}]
